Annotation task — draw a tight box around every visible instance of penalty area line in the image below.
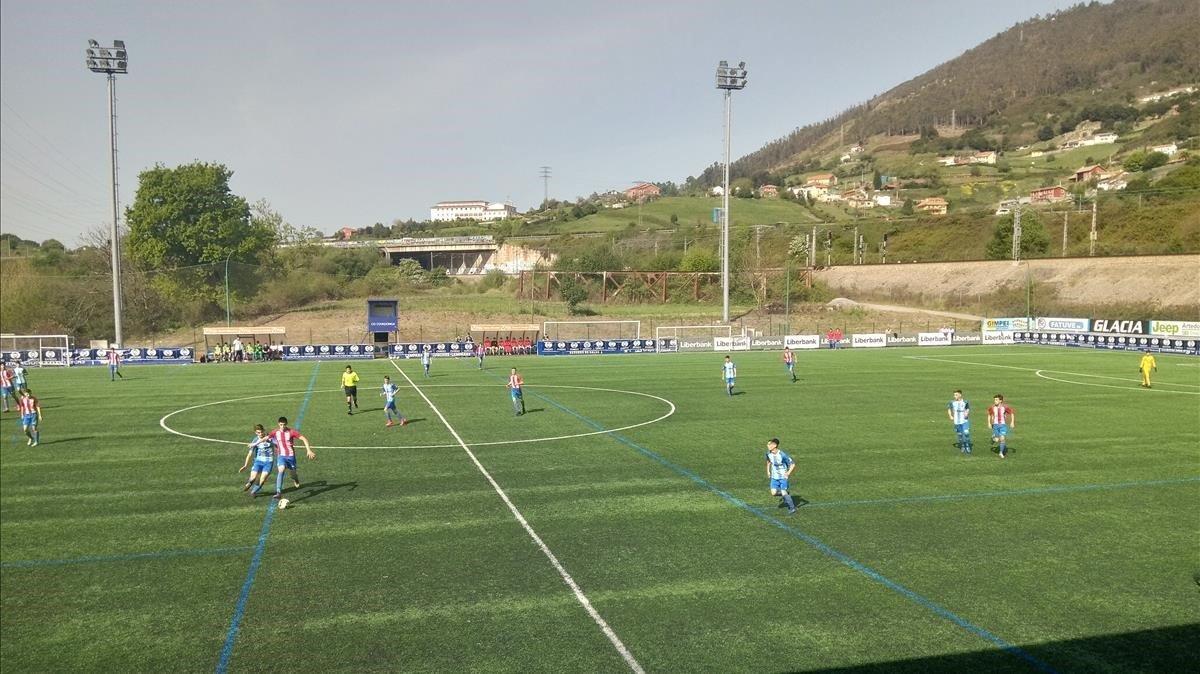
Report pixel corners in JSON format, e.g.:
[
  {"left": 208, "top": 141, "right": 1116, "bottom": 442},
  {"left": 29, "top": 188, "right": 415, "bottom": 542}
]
[{"left": 390, "top": 360, "right": 644, "bottom": 674}]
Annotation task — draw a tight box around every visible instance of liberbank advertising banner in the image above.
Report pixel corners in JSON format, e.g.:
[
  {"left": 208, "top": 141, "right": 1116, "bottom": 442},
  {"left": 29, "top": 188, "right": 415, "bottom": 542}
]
[
  {"left": 784, "top": 335, "right": 822, "bottom": 350},
  {"left": 714, "top": 336, "right": 751, "bottom": 351},
  {"left": 281, "top": 344, "right": 376, "bottom": 360},
  {"left": 537, "top": 339, "right": 669, "bottom": 356},
  {"left": 1014, "top": 332, "right": 1198, "bottom": 355},
  {"left": 390, "top": 342, "right": 475, "bottom": 359},
  {"left": 851, "top": 333, "right": 887, "bottom": 348},
  {"left": 918, "top": 332, "right": 953, "bottom": 346}
]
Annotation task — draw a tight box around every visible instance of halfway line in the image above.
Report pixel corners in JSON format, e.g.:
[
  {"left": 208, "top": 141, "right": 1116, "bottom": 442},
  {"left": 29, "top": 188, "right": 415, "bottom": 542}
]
[
  {"left": 391, "top": 360, "right": 645, "bottom": 674},
  {"left": 216, "top": 361, "right": 321, "bottom": 674}
]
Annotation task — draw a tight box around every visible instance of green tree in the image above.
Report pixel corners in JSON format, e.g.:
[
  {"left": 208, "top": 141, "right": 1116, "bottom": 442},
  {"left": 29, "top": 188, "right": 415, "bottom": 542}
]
[
  {"left": 985, "top": 213, "right": 1051, "bottom": 260},
  {"left": 678, "top": 247, "right": 719, "bottom": 272},
  {"left": 900, "top": 199, "right": 915, "bottom": 215},
  {"left": 126, "top": 161, "right": 273, "bottom": 277},
  {"left": 557, "top": 276, "right": 589, "bottom": 314},
  {"left": 1037, "top": 125, "right": 1055, "bottom": 142},
  {"left": 1123, "top": 150, "right": 1148, "bottom": 172},
  {"left": 1141, "top": 151, "right": 1169, "bottom": 171}
]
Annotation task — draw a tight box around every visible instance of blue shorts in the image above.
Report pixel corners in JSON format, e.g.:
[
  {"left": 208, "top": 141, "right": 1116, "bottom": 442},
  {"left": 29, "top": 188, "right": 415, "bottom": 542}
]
[
  {"left": 109, "top": 364, "right": 119, "bottom": 371},
  {"left": 251, "top": 459, "right": 273, "bottom": 473},
  {"left": 785, "top": 362, "right": 794, "bottom": 371},
  {"left": 385, "top": 400, "right": 397, "bottom": 411},
  {"left": 954, "top": 422, "right": 970, "bottom": 434},
  {"left": 992, "top": 423, "right": 1009, "bottom": 437},
  {"left": 770, "top": 478, "right": 789, "bottom": 492},
  {"left": 1, "top": 386, "right": 11, "bottom": 396},
  {"left": 725, "top": 377, "right": 735, "bottom": 385},
  {"left": 22, "top": 413, "right": 37, "bottom": 426},
  {"left": 510, "top": 389, "right": 523, "bottom": 400},
  {"left": 278, "top": 456, "right": 297, "bottom": 470}
]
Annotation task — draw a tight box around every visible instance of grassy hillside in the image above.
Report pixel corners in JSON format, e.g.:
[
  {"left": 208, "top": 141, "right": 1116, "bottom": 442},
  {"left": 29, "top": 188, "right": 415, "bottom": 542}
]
[{"left": 708, "top": 0, "right": 1200, "bottom": 182}]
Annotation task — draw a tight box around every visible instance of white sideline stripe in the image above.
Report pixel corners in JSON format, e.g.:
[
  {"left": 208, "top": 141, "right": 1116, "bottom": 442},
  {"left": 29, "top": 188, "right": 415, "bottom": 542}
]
[
  {"left": 907, "top": 352, "right": 1200, "bottom": 393},
  {"left": 905, "top": 356, "right": 1200, "bottom": 387},
  {"left": 390, "top": 361, "right": 645, "bottom": 673},
  {"left": 1035, "top": 370, "right": 1200, "bottom": 395}
]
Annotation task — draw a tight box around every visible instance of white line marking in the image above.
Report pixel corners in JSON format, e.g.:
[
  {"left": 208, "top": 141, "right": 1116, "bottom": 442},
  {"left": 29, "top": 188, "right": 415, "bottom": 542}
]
[
  {"left": 905, "top": 356, "right": 1200, "bottom": 393},
  {"left": 158, "top": 385, "right": 674, "bottom": 449},
  {"left": 1035, "top": 370, "right": 1200, "bottom": 394},
  {"left": 390, "top": 361, "right": 645, "bottom": 673}
]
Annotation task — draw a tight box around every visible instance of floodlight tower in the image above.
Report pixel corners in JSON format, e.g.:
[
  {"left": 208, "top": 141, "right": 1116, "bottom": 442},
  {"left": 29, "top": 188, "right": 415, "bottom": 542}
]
[
  {"left": 715, "top": 60, "right": 747, "bottom": 323},
  {"left": 86, "top": 39, "right": 128, "bottom": 346}
]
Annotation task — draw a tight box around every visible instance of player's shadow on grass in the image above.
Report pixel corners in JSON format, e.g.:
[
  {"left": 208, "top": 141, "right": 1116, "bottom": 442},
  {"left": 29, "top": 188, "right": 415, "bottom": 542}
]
[
  {"left": 776, "top": 496, "right": 810, "bottom": 509},
  {"left": 284, "top": 480, "right": 358, "bottom": 505},
  {"left": 519, "top": 408, "right": 545, "bottom": 414},
  {"left": 32, "top": 437, "right": 92, "bottom": 446}
]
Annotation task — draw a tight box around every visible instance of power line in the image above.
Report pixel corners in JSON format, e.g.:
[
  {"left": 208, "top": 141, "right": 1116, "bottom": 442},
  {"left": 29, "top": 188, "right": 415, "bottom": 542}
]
[
  {"left": 0, "top": 140, "right": 109, "bottom": 208},
  {"left": 0, "top": 99, "right": 110, "bottom": 189}
]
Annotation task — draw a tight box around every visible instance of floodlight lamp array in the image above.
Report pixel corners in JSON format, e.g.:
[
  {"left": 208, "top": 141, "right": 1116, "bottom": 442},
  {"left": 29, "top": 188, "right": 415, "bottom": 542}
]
[
  {"left": 715, "top": 60, "right": 747, "bottom": 90},
  {"left": 86, "top": 39, "right": 128, "bottom": 74}
]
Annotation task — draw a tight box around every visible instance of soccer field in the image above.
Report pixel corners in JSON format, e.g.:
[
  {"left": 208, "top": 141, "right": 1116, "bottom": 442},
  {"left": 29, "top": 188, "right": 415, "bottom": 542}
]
[{"left": 2, "top": 347, "right": 1198, "bottom": 672}]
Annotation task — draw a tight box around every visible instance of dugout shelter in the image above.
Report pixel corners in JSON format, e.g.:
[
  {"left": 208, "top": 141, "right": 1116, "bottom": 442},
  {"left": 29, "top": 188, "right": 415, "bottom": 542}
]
[
  {"left": 469, "top": 323, "right": 540, "bottom": 355},
  {"left": 201, "top": 326, "right": 286, "bottom": 361}
]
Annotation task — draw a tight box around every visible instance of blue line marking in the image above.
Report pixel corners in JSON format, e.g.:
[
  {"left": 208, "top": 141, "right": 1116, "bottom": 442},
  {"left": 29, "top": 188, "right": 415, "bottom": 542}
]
[
  {"left": 809, "top": 476, "right": 1200, "bottom": 509},
  {"left": 216, "top": 362, "right": 321, "bottom": 674},
  {"left": 0, "top": 546, "right": 253, "bottom": 569},
  {"left": 510, "top": 378, "right": 1058, "bottom": 674}
]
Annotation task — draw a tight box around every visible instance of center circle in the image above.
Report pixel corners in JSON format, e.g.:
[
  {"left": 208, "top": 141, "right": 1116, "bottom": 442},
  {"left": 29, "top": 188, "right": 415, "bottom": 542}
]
[{"left": 159, "top": 384, "right": 676, "bottom": 449}]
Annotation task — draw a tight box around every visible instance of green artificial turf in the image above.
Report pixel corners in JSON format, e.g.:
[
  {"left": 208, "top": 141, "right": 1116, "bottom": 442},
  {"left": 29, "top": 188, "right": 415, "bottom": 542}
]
[{"left": 2, "top": 347, "right": 1197, "bottom": 672}]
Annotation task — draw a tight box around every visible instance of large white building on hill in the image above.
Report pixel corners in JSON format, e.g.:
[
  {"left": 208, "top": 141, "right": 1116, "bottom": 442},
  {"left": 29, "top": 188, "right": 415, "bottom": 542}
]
[{"left": 430, "top": 200, "right": 517, "bottom": 222}]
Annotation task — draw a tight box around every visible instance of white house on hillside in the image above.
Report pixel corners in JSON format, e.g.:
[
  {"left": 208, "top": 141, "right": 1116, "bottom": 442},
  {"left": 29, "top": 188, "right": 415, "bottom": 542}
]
[{"left": 430, "top": 201, "right": 517, "bottom": 222}]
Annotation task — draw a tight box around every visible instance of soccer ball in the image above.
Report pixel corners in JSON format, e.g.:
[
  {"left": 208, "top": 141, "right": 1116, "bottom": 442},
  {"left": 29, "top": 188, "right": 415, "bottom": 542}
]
[{"left": 278, "top": 498, "right": 289, "bottom": 510}]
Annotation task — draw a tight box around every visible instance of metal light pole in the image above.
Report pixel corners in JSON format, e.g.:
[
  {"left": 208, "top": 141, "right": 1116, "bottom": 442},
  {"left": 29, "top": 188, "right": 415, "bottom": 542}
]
[
  {"left": 1012, "top": 207, "right": 1023, "bottom": 262},
  {"left": 86, "top": 39, "right": 128, "bottom": 346},
  {"left": 716, "top": 60, "right": 747, "bottom": 323},
  {"left": 225, "top": 254, "right": 233, "bottom": 326}
]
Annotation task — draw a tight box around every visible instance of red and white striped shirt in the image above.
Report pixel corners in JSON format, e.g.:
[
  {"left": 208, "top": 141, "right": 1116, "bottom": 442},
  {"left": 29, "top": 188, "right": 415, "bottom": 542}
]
[
  {"left": 18, "top": 395, "right": 38, "bottom": 415},
  {"left": 783, "top": 351, "right": 794, "bottom": 364},
  {"left": 0, "top": 369, "right": 11, "bottom": 387},
  {"left": 988, "top": 404, "right": 1014, "bottom": 425},
  {"left": 107, "top": 350, "right": 121, "bottom": 366},
  {"left": 508, "top": 373, "right": 523, "bottom": 389},
  {"left": 271, "top": 427, "right": 306, "bottom": 458}
]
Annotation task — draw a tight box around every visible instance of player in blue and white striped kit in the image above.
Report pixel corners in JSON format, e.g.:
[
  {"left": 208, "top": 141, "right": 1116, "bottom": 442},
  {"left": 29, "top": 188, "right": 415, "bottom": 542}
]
[
  {"left": 947, "top": 389, "right": 972, "bottom": 454},
  {"left": 766, "top": 438, "right": 798, "bottom": 514},
  {"left": 381, "top": 376, "right": 407, "bottom": 427},
  {"left": 239, "top": 425, "right": 275, "bottom": 496},
  {"left": 722, "top": 356, "right": 737, "bottom": 396}
]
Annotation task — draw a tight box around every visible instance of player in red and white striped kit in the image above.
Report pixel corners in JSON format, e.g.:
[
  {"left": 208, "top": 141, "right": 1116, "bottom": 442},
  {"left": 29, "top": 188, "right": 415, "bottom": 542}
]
[
  {"left": 107, "top": 349, "right": 123, "bottom": 381},
  {"left": 18, "top": 388, "right": 42, "bottom": 446},
  {"left": 270, "top": 416, "right": 316, "bottom": 499}
]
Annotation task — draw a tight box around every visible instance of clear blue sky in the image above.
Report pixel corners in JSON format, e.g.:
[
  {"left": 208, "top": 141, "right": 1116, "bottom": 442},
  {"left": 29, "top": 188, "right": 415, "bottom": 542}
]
[{"left": 1, "top": 0, "right": 1085, "bottom": 245}]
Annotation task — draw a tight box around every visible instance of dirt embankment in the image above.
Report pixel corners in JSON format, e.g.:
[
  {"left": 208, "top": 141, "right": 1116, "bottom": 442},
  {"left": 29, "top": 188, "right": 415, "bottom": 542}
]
[{"left": 815, "top": 255, "right": 1200, "bottom": 313}]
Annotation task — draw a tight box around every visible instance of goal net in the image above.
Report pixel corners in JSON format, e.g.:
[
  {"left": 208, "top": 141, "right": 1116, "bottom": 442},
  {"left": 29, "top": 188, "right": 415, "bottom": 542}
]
[
  {"left": 654, "top": 325, "right": 734, "bottom": 352},
  {"left": 0, "top": 334, "right": 72, "bottom": 367},
  {"left": 541, "top": 320, "right": 641, "bottom": 341}
]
